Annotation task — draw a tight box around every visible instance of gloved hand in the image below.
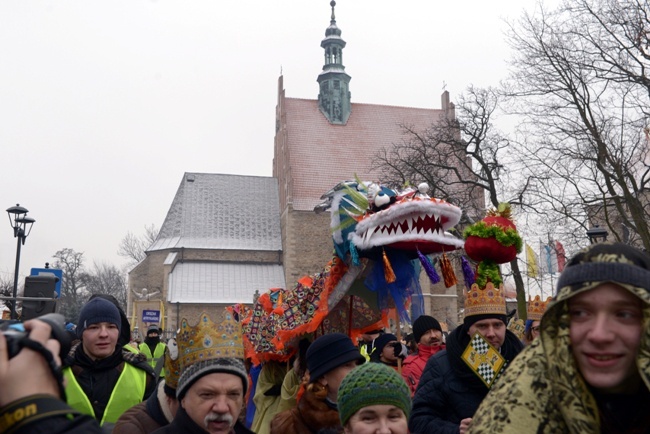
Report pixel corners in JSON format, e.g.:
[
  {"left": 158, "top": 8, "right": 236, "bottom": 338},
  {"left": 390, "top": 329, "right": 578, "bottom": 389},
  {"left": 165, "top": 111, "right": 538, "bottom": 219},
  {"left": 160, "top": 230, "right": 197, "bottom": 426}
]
[{"left": 392, "top": 342, "right": 408, "bottom": 359}]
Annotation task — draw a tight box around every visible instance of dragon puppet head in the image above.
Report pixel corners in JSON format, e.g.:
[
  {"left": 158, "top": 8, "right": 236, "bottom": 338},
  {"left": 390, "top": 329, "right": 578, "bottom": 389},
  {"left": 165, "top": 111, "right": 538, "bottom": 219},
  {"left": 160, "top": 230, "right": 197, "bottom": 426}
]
[{"left": 318, "top": 179, "right": 465, "bottom": 261}]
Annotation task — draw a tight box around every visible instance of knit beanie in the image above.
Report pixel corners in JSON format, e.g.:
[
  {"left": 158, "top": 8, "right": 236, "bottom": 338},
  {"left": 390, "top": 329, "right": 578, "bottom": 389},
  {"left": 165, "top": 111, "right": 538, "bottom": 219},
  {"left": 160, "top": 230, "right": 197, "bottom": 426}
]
[
  {"left": 88, "top": 293, "right": 131, "bottom": 346},
  {"left": 556, "top": 242, "right": 650, "bottom": 295},
  {"left": 372, "top": 333, "right": 398, "bottom": 357},
  {"left": 338, "top": 362, "right": 411, "bottom": 426},
  {"left": 412, "top": 315, "right": 442, "bottom": 343},
  {"left": 77, "top": 297, "right": 122, "bottom": 338},
  {"left": 307, "top": 333, "right": 365, "bottom": 383},
  {"left": 176, "top": 357, "right": 248, "bottom": 400}
]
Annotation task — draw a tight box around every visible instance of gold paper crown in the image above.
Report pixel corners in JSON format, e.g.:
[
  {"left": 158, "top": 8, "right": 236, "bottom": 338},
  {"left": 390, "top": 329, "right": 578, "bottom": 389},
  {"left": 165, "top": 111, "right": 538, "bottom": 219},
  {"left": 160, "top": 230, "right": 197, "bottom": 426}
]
[
  {"left": 163, "top": 338, "right": 181, "bottom": 389},
  {"left": 177, "top": 312, "right": 245, "bottom": 372},
  {"left": 527, "top": 295, "right": 552, "bottom": 321},
  {"left": 464, "top": 281, "right": 507, "bottom": 317}
]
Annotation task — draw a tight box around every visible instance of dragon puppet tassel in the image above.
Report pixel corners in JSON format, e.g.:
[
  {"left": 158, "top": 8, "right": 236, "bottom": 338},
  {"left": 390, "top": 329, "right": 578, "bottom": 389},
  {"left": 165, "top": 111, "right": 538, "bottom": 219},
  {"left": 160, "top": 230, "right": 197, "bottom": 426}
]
[
  {"left": 440, "top": 253, "right": 458, "bottom": 288},
  {"left": 461, "top": 256, "right": 475, "bottom": 288},
  {"left": 382, "top": 249, "right": 397, "bottom": 283},
  {"left": 417, "top": 248, "right": 440, "bottom": 284}
]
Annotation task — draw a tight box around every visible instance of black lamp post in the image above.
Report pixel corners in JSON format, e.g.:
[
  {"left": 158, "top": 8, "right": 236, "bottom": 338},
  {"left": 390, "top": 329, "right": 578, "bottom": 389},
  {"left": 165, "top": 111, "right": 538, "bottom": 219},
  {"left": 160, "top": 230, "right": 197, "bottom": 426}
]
[
  {"left": 586, "top": 225, "right": 608, "bottom": 244},
  {"left": 6, "top": 204, "right": 35, "bottom": 320}
]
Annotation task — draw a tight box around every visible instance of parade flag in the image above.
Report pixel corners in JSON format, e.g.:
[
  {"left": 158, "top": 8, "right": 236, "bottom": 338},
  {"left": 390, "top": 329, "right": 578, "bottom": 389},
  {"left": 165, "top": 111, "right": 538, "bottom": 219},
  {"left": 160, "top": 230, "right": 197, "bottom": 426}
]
[
  {"left": 525, "top": 243, "right": 539, "bottom": 277},
  {"left": 540, "top": 243, "right": 558, "bottom": 275},
  {"left": 556, "top": 241, "right": 566, "bottom": 272}
]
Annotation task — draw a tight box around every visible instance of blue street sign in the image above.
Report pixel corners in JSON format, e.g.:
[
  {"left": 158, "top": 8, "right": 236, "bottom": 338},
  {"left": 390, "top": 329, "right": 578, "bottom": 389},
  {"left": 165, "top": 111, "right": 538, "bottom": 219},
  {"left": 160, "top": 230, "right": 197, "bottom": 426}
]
[
  {"left": 30, "top": 268, "right": 63, "bottom": 298},
  {"left": 142, "top": 309, "right": 161, "bottom": 323}
]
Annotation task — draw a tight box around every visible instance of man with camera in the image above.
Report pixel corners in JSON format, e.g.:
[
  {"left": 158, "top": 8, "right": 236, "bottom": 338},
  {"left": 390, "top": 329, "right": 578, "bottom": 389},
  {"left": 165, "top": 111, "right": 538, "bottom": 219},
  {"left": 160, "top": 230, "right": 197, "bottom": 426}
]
[
  {"left": 0, "top": 318, "right": 103, "bottom": 433},
  {"left": 368, "top": 333, "right": 408, "bottom": 369}
]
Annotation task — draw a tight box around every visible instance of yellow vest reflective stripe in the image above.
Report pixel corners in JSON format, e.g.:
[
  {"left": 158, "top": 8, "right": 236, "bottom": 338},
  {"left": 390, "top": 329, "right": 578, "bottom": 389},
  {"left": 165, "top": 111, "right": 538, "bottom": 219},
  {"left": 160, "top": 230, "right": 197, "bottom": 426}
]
[
  {"left": 63, "top": 363, "right": 147, "bottom": 426},
  {"left": 139, "top": 342, "right": 166, "bottom": 376}
]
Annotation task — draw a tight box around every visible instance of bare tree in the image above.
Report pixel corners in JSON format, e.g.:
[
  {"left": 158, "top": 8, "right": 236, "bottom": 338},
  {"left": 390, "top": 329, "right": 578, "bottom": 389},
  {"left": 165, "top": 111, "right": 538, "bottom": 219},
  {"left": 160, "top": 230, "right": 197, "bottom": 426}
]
[
  {"left": 0, "top": 273, "right": 15, "bottom": 317},
  {"left": 117, "top": 224, "right": 159, "bottom": 265},
  {"left": 83, "top": 262, "right": 128, "bottom": 310},
  {"left": 52, "top": 248, "right": 87, "bottom": 322},
  {"left": 506, "top": 0, "right": 650, "bottom": 251},
  {"left": 376, "top": 86, "right": 533, "bottom": 317}
]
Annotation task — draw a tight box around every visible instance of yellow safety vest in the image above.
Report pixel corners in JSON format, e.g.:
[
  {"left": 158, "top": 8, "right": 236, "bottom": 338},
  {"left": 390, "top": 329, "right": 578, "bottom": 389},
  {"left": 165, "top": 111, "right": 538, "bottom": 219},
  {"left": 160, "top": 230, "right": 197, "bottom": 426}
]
[
  {"left": 360, "top": 343, "right": 376, "bottom": 362},
  {"left": 63, "top": 363, "right": 147, "bottom": 426},
  {"left": 139, "top": 342, "right": 166, "bottom": 377}
]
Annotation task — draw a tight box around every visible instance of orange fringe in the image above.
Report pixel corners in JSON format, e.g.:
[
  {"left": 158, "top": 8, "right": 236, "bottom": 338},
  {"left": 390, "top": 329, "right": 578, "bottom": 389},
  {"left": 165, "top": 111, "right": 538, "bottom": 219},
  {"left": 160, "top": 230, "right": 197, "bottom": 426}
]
[
  {"left": 440, "top": 253, "right": 458, "bottom": 288},
  {"left": 272, "top": 257, "right": 347, "bottom": 350},
  {"left": 383, "top": 250, "right": 396, "bottom": 283}
]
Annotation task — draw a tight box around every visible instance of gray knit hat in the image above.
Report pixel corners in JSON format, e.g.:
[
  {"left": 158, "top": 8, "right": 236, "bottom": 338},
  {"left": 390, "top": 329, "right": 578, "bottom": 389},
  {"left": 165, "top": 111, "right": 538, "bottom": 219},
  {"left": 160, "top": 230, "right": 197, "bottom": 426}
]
[
  {"left": 556, "top": 242, "right": 650, "bottom": 296},
  {"left": 77, "top": 297, "right": 122, "bottom": 338},
  {"left": 176, "top": 357, "right": 248, "bottom": 400},
  {"left": 338, "top": 362, "right": 411, "bottom": 426}
]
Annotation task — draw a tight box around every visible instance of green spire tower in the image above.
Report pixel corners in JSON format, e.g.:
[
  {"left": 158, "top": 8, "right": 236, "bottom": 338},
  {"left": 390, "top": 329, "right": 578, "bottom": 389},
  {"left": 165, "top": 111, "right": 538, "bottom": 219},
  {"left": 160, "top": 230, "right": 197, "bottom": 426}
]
[{"left": 317, "top": 0, "right": 351, "bottom": 124}]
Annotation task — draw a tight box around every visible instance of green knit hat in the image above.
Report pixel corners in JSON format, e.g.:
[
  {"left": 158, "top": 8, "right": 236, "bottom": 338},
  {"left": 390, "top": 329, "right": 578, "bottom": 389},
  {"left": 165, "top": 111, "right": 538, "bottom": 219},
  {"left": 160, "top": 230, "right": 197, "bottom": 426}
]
[{"left": 338, "top": 362, "right": 411, "bottom": 426}]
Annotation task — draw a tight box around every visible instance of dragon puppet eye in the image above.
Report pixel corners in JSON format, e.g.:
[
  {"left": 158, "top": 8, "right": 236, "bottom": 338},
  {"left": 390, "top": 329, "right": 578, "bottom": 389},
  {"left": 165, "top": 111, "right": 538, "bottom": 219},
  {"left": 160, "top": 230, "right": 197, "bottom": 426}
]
[{"left": 375, "top": 192, "right": 391, "bottom": 208}]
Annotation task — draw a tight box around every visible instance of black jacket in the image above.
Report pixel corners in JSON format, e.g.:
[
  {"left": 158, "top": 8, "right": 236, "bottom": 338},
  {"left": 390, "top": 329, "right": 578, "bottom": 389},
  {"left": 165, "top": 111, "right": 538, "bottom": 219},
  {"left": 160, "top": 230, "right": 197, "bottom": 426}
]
[
  {"left": 152, "top": 406, "right": 254, "bottom": 434},
  {"left": 408, "top": 326, "right": 524, "bottom": 434}
]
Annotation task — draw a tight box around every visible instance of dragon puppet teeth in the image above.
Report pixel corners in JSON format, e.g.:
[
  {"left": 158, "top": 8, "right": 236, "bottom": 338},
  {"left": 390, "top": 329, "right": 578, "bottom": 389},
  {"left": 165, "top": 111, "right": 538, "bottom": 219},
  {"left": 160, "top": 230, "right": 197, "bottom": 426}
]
[
  {"left": 364, "top": 213, "right": 446, "bottom": 243},
  {"left": 334, "top": 189, "right": 464, "bottom": 253}
]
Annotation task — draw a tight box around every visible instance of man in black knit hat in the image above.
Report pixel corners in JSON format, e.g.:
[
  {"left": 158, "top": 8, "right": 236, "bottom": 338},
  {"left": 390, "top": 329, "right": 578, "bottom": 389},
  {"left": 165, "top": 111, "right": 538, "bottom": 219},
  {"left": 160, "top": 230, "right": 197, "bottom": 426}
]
[{"left": 402, "top": 315, "right": 445, "bottom": 395}]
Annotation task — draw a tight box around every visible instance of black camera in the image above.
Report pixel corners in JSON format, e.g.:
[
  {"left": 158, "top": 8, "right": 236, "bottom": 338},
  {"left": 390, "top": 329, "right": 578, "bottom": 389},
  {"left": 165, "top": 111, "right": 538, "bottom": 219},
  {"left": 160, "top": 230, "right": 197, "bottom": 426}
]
[{"left": 1, "top": 313, "right": 71, "bottom": 360}]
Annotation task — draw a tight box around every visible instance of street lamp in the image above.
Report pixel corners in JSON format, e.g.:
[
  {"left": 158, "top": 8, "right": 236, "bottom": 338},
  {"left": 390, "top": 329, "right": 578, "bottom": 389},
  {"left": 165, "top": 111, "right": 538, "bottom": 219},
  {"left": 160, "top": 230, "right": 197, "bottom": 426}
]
[
  {"left": 586, "top": 225, "right": 608, "bottom": 244},
  {"left": 6, "top": 204, "right": 35, "bottom": 320}
]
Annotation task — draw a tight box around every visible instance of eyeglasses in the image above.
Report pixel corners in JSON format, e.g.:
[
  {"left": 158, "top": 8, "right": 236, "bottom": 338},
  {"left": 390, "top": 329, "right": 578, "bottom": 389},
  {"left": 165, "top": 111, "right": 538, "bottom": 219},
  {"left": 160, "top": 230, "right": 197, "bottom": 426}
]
[{"left": 531, "top": 326, "right": 541, "bottom": 333}]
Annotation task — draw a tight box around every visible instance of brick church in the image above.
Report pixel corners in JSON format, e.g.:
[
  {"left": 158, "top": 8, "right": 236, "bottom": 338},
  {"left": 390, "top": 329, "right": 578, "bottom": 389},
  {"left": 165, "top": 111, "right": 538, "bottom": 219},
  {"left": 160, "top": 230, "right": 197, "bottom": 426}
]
[{"left": 127, "top": 2, "right": 478, "bottom": 336}]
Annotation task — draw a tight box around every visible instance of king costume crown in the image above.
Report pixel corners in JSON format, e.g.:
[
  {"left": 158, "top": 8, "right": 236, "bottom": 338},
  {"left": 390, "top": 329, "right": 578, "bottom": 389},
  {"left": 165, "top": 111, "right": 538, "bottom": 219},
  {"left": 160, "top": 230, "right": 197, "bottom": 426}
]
[
  {"left": 527, "top": 295, "right": 552, "bottom": 321},
  {"left": 177, "top": 311, "right": 245, "bottom": 371},
  {"left": 464, "top": 281, "right": 507, "bottom": 317}
]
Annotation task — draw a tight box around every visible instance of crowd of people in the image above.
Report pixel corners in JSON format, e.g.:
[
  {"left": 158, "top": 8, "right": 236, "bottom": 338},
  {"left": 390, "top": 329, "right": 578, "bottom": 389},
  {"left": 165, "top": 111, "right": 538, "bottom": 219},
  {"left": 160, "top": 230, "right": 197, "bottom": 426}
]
[{"left": 0, "top": 242, "right": 648, "bottom": 433}]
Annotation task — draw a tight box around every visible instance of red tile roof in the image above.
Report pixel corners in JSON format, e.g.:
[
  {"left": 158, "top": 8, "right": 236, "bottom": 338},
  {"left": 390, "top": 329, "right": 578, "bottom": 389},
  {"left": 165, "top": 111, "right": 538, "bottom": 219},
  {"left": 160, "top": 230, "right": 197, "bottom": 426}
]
[{"left": 280, "top": 97, "right": 445, "bottom": 211}]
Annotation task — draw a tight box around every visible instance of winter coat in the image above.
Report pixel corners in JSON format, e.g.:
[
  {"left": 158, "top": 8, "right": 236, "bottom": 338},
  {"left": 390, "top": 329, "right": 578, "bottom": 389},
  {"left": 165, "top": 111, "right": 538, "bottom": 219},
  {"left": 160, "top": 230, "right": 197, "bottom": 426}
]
[
  {"left": 113, "top": 381, "right": 174, "bottom": 434},
  {"left": 270, "top": 382, "right": 342, "bottom": 434},
  {"left": 409, "top": 326, "right": 523, "bottom": 434},
  {"left": 151, "top": 406, "right": 254, "bottom": 434},
  {"left": 251, "top": 362, "right": 287, "bottom": 434},
  {"left": 63, "top": 342, "right": 156, "bottom": 425},
  {"left": 401, "top": 343, "right": 445, "bottom": 395}
]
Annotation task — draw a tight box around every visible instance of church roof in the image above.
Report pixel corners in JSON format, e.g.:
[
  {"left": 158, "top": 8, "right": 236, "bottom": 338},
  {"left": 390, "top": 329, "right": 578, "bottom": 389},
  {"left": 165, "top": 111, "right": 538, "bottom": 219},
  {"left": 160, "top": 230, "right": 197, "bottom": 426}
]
[
  {"left": 283, "top": 97, "right": 445, "bottom": 211},
  {"left": 148, "top": 172, "right": 282, "bottom": 252},
  {"left": 167, "top": 261, "right": 286, "bottom": 304}
]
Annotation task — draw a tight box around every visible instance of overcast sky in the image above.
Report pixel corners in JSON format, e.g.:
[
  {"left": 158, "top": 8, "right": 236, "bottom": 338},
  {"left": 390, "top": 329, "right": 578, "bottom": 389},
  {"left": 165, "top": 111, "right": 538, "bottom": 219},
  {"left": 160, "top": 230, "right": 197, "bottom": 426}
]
[{"left": 0, "top": 0, "right": 545, "bottom": 283}]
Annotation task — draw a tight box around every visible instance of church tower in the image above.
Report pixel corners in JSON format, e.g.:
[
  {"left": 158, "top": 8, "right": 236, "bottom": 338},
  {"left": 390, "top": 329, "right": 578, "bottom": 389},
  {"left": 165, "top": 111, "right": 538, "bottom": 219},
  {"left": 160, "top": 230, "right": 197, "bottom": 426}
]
[{"left": 317, "top": 1, "right": 351, "bottom": 124}]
